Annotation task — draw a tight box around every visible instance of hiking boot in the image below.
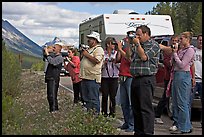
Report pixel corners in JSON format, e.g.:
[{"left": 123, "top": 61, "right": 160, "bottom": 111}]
[
  {"left": 155, "top": 118, "right": 164, "bottom": 124},
  {"left": 118, "top": 123, "right": 128, "bottom": 130},
  {"left": 125, "top": 128, "right": 134, "bottom": 132}
]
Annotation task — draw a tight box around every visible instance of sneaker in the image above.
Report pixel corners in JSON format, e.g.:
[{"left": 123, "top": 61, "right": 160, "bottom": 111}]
[
  {"left": 182, "top": 129, "right": 192, "bottom": 134},
  {"left": 169, "top": 125, "right": 178, "bottom": 131},
  {"left": 170, "top": 129, "right": 192, "bottom": 134},
  {"left": 155, "top": 118, "right": 164, "bottom": 124}
]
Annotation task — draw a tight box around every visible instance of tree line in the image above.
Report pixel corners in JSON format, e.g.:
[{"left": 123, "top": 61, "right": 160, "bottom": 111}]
[{"left": 145, "top": 2, "right": 202, "bottom": 36}]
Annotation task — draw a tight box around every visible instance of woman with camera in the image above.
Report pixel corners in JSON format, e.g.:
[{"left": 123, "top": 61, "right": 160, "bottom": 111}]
[
  {"left": 116, "top": 30, "right": 135, "bottom": 132},
  {"left": 64, "top": 48, "right": 83, "bottom": 105},
  {"left": 101, "top": 37, "right": 120, "bottom": 118},
  {"left": 170, "top": 32, "right": 195, "bottom": 134}
]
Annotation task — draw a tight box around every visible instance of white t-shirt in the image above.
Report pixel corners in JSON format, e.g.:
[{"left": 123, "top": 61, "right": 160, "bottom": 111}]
[
  {"left": 101, "top": 50, "right": 120, "bottom": 78},
  {"left": 194, "top": 47, "right": 202, "bottom": 82}
]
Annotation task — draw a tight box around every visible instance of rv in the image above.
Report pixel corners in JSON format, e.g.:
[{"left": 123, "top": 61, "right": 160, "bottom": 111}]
[{"left": 79, "top": 9, "right": 174, "bottom": 47}]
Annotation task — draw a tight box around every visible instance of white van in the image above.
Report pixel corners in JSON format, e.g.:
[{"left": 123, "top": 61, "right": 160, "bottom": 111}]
[{"left": 79, "top": 9, "right": 174, "bottom": 47}]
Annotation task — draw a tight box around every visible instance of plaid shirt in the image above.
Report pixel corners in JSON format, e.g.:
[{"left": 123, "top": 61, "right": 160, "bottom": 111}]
[{"left": 130, "top": 39, "right": 160, "bottom": 77}]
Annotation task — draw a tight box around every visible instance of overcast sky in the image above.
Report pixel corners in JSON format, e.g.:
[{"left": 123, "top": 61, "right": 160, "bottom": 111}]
[{"left": 2, "top": 2, "right": 158, "bottom": 46}]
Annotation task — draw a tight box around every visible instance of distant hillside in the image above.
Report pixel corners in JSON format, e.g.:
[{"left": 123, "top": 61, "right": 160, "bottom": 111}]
[{"left": 2, "top": 19, "right": 42, "bottom": 58}]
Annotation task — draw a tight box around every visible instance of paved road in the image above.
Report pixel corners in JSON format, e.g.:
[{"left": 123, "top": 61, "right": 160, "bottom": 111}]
[{"left": 59, "top": 75, "right": 202, "bottom": 135}]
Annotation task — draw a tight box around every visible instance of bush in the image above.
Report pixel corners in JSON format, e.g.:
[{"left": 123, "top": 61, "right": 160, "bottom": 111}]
[
  {"left": 31, "top": 61, "right": 44, "bottom": 71},
  {"left": 2, "top": 40, "right": 23, "bottom": 134},
  {"left": 2, "top": 40, "right": 21, "bottom": 97},
  {"left": 21, "top": 54, "right": 43, "bottom": 69}
]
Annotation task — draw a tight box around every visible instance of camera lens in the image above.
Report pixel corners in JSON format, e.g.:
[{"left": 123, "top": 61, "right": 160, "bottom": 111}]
[{"left": 171, "top": 44, "right": 175, "bottom": 49}]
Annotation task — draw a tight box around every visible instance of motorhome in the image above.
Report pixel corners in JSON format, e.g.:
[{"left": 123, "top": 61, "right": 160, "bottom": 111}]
[{"left": 79, "top": 9, "right": 174, "bottom": 47}]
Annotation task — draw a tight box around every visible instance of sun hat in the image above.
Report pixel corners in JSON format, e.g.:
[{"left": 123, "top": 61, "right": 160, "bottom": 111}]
[
  {"left": 127, "top": 30, "right": 136, "bottom": 35},
  {"left": 86, "top": 31, "right": 101, "bottom": 43},
  {"left": 54, "top": 42, "right": 64, "bottom": 46}
]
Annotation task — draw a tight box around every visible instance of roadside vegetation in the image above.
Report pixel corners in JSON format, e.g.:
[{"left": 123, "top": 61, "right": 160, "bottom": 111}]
[
  {"left": 2, "top": 40, "right": 22, "bottom": 134},
  {"left": 2, "top": 40, "right": 119, "bottom": 135},
  {"left": 20, "top": 53, "right": 44, "bottom": 70}
]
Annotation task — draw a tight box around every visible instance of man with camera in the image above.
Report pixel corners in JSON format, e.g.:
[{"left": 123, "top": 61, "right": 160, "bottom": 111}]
[
  {"left": 44, "top": 42, "right": 64, "bottom": 113},
  {"left": 79, "top": 31, "right": 104, "bottom": 114},
  {"left": 130, "top": 25, "right": 161, "bottom": 135},
  {"left": 42, "top": 44, "right": 55, "bottom": 73}
]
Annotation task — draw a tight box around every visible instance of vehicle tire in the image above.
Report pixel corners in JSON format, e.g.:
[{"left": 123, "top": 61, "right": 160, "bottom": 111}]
[{"left": 167, "top": 97, "right": 173, "bottom": 120}]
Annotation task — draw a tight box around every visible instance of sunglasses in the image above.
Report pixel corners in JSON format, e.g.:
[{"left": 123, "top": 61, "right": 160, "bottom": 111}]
[
  {"left": 111, "top": 42, "right": 117, "bottom": 45},
  {"left": 172, "top": 40, "right": 178, "bottom": 42}
]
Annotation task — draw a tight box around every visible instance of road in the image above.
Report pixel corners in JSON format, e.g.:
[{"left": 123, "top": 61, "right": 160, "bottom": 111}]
[{"left": 59, "top": 75, "right": 202, "bottom": 135}]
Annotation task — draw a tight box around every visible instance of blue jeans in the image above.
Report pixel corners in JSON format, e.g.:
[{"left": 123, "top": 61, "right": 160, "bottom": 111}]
[
  {"left": 81, "top": 79, "right": 100, "bottom": 114},
  {"left": 190, "top": 82, "right": 202, "bottom": 121},
  {"left": 189, "top": 82, "right": 202, "bottom": 116},
  {"left": 195, "top": 82, "right": 202, "bottom": 98},
  {"left": 172, "top": 71, "right": 192, "bottom": 132},
  {"left": 120, "top": 77, "right": 134, "bottom": 130}
]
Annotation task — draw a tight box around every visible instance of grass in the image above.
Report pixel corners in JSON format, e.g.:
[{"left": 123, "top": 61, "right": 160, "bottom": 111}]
[{"left": 2, "top": 70, "right": 120, "bottom": 135}]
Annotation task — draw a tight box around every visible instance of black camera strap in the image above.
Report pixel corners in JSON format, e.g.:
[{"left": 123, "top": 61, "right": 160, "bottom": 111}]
[
  {"left": 105, "top": 50, "right": 119, "bottom": 78},
  {"left": 81, "top": 45, "right": 101, "bottom": 60},
  {"left": 106, "top": 61, "right": 114, "bottom": 78},
  {"left": 88, "top": 45, "right": 101, "bottom": 54}
]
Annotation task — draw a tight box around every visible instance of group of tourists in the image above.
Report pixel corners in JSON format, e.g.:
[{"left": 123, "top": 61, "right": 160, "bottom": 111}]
[{"left": 43, "top": 24, "right": 202, "bottom": 135}]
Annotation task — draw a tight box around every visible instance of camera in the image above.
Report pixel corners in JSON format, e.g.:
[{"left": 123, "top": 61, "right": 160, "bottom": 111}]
[
  {"left": 79, "top": 44, "right": 89, "bottom": 51},
  {"left": 171, "top": 43, "right": 178, "bottom": 49},
  {"left": 105, "top": 51, "right": 116, "bottom": 62},
  {"left": 128, "top": 33, "right": 136, "bottom": 39},
  {"left": 105, "top": 57, "right": 113, "bottom": 62},
  {"left": 171, "top": 44, "right": 175, "bottom": 49}
]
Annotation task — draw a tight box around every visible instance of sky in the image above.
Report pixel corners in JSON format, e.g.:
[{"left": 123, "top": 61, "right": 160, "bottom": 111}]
[{"left": 2, "top": 2, "right": 158, "bottom": 47}]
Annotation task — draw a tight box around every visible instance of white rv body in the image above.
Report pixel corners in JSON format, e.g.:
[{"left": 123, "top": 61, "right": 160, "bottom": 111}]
[{"left": 79, "top": 11, "right": 174, "bottom": 47}]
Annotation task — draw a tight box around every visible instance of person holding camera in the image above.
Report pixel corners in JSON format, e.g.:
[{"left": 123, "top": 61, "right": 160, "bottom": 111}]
[
  {"left": 64, "top": 48, "right": 83, "bottom": 105},
  {"left": 169, "top": 32, "right": 195, "bottom": 134},
  {"left": 78, "top": 44, "right": 90, "bottom": 60},
  {"left": 130, "top": 25, "right": 161, "bottom": 135},
  {"left": 154, "top": 35, "right": 179, "bottom": 124},
  {"left": 79, "top": 31, "right": 104, "bottom": 114},
  {"left": 101, "top": 37, "right": 120, "bottom": 118},
  {"left": 191, "top": 34, "right": 202, "bottom": 127},
  {"left": 116, "top": 30, "right": 135, "bottom": 132},
  {"left": 42, "top": 44, "right": 55, "bottom": 73},
  {"left": 44, "top": 42, "right": 64, "bottom": 113}
]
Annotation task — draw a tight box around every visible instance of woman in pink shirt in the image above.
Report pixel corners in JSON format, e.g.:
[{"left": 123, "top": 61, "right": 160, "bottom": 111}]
[
  {"left": 170, "top": 32, "right": 195, "bottom": 134},
  {"left": 64, "top": 48, "right": 82, "bottom": 104}
]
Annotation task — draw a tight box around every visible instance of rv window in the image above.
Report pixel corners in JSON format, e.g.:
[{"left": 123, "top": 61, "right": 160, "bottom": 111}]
[
  {"left": 99, "top": 21, "right": 102, "bottom": 33},
  {"left": 81, "top": 33, "right": 84, "bottom": 44},
  {"left": 161, "top": 41, "right": 168, "bottom": 46}
]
